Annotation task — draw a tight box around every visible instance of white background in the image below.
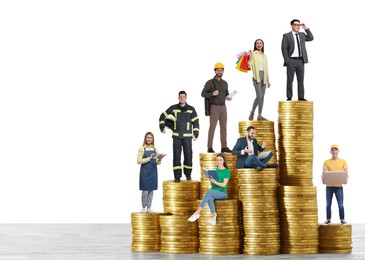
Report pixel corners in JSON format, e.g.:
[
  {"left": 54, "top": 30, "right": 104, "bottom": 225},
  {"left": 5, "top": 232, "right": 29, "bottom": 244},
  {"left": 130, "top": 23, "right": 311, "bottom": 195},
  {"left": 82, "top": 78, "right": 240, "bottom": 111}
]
[{"left": 0, "top": 0, "right": 363, "bottom": 223}]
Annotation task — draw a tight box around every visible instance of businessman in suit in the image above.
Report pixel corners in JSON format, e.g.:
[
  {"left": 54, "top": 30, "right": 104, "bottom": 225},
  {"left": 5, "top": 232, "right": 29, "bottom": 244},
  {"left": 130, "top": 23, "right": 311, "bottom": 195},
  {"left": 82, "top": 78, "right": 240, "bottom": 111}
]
[
  {"left": 281, "top": 19, "right": 314, "bottom": 101},
  {"left": 231, "top": 126, "right": 278, "bottom": 170}
]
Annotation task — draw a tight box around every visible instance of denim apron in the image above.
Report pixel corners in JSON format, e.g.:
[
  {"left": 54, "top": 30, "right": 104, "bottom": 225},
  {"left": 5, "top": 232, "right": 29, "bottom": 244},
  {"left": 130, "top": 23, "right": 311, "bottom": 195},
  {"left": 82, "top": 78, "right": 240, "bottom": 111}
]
[{"left": 139, "top": 147, "right": 158, "bottom": 190}]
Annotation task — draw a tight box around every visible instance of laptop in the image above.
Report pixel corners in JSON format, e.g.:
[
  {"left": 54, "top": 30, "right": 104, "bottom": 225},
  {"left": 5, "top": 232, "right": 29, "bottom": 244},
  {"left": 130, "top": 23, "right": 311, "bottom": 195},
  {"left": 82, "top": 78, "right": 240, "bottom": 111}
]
[{"left": 323, "top": 171, "right": 348, "bottom": 185}]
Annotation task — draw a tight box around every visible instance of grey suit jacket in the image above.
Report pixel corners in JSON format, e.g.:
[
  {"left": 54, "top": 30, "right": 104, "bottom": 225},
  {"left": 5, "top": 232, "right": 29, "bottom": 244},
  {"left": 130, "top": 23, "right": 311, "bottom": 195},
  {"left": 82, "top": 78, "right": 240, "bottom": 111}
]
[{"left": 281, "top": 29, "right": 314, "bottom": 65}]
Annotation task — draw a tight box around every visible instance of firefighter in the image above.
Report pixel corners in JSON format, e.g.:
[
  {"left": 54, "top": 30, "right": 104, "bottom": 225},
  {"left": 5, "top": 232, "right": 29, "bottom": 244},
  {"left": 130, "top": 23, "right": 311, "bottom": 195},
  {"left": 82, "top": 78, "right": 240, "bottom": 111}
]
[{"left": 159, "top": 91, "right": 199, "bottom": 182}]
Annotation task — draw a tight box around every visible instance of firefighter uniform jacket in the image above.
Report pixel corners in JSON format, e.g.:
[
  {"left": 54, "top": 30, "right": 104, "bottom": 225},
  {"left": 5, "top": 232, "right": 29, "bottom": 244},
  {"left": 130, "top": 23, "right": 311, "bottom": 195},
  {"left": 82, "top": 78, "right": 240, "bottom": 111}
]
[{"left": 159, "top": 103, "right": 199, "bottom": 139}]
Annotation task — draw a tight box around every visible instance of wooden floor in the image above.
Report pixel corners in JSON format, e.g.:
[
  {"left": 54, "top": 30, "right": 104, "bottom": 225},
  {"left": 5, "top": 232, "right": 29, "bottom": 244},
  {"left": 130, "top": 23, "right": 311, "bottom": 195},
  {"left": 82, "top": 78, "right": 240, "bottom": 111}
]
[{"left": 0, "top": 224, "right": 364, "bottom": 259}]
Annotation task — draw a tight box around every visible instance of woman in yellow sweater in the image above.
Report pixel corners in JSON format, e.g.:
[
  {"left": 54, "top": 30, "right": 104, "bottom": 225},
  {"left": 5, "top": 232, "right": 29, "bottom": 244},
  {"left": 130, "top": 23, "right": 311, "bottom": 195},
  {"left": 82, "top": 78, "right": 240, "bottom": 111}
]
[{"left": 248, "top": 39, "right": 271, "bottom": 121}]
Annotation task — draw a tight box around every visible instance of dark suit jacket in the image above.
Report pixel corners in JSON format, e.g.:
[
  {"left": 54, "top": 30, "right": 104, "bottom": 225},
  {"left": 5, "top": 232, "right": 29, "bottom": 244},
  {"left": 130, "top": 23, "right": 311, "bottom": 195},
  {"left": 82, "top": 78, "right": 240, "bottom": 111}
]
[
  {"left": 231, "top": 137, "right": 265, "bottom": 168},
  {"left": 281, "top": 29, "right": 314, "bottom": 65}
]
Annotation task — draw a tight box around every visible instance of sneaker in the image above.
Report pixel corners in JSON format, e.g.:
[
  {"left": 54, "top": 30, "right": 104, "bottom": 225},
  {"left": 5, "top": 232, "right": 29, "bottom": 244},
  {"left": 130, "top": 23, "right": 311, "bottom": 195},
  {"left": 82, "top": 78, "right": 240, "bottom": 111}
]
[
  {"left": 255, "top": 166, "right": 263, "bottom": 171},
  {"left": 141, "top": 207, "right": 147, "bottom": 213},
  {"left": 221, "top": 147, "right": 232, "bottom": 153},
  {"left": 324, "top": 219, "right": 331, "bottom": 224},
  {"left": 207, "top": 148, "right": 215, "bottom": 153},
  {"left": 341, "top": 219, "right": 347, "bottom": 225},
  {"left": 147, "top": 208, "right": 154, "bottom": 213},
  {"left": 211, "top": 213, "right": 217, "bottom": 225},
  {"left": 188, "top": 213, "right": 200, "bottom": 222}
]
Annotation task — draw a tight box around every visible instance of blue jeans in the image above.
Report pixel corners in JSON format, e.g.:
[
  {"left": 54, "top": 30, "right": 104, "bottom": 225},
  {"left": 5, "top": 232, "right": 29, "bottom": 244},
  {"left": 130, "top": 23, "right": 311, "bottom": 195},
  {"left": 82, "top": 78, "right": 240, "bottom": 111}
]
[
  {"left": 199, "top": 189, "right": 227, "bottom": 213},
  {"left": 326, "top": 186, "right": 344, "bottom": 220},
  {"left": 244, "top": 152, "right": 273, "bottom": 168}
]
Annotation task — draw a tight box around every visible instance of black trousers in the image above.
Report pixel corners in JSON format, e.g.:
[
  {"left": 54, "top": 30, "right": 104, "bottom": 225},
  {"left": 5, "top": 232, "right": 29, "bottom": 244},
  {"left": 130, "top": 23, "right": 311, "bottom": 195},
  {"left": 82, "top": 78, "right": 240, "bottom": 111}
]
[
  {"left": 173, "top": 138, "right": 192, "bottom": 180},
  {"left": 286, "top": 58, "right": 305, "bottom": 100}
]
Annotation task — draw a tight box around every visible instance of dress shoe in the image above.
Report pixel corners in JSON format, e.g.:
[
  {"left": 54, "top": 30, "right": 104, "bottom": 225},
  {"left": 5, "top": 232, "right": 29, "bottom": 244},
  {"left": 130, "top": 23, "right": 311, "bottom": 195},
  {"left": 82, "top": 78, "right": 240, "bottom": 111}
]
[
  {"left": 207, "top": 148, "right": 215, "bottom": 153},
  {"left": 299, "top": 98, "right": 307, "bottom": 101},
  {"left": 186, "top": 176, "right": 191, "bottom": 181},
  {"left": 287, "top": 98, "right": 292, "bottom": 101},
  {"left": 267, "top": 163, "right": 279, "bottom": 168},
  {"left": 221, "top": 147, "right": 232, "bottom": 153},
  {"left": 174, "top": 178, "right": 180, "bottom": 183}
]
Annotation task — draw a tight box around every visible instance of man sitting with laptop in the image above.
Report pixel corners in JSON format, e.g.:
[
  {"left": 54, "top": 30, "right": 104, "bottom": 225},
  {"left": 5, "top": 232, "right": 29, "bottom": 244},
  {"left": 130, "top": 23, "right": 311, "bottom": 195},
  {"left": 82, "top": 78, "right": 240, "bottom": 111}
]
[
  {"left": 322, "top": 144, "right": 349, "bottom": 225},
  {"left": 231, "top": 125, "right": 278, "bottom": 171}
]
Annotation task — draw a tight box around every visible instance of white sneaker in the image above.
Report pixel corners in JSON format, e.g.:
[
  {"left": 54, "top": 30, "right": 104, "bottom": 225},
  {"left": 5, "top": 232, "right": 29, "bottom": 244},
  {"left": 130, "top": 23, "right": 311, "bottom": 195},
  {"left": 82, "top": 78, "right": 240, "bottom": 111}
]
[
  {"left": 188, "top": 213, "right": 200, "bottom": 222},
  {"left": 147, "top": 208, "right": 154, "bottom": 213},
  {"left": 211, "top": 213, "right": 217, "bottom": 225},
  {"left": 141, "top": 207, "right": 147, "bottom": 213}
]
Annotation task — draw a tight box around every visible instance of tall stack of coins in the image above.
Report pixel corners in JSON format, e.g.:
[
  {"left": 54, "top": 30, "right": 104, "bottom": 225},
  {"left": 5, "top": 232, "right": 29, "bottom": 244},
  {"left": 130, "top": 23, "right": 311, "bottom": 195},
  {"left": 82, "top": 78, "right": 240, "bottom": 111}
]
[
  {"left": 238, "top": 168, "right": 280, "bottom": 255},
  {"left": 199, "top": 153, "right": 238, "bottom": 199},
  {"left": 162, "top": 180, "right": 200, "bottom": 216},
  {"left": 319, "top": 224, "right": 352, "bottom": 253},
  {"left": 277, "top": 101, "right": 314, "bottom": 186},
  {"left": 277, "top": 101, "right": 318, "bottom": 254},
  {"left": 131, "top": 212, "right": 163, "bottom": 252},
  {"left": 238, "top": 121, "right": 278, "bottom": 165},
  {"left": 161, "top": 180, "right": 201, "bottom": 253},
  {"left": 278, "top": 186, "right": 319, "bottom": 254},
  {"left": 197, "top": 199, "right": 243, "bottom": 255},
  {"left": 159, "top": 214, "right": 199, "bottom": 253}
]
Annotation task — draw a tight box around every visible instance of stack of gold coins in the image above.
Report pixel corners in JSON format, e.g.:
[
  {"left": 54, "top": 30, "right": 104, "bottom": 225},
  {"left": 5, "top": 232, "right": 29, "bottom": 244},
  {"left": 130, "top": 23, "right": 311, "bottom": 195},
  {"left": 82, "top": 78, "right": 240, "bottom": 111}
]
[
  {"left": 199, "top": 153, "right": 238, "bottom": 199},
  {"left": 277, "top": 101, "right": 314, "bottom": 186},
  {"left": 197, "top": 199, "right": 243, "bottom": 255},
  {"left": 319, "top": 224, "right": 352, "bottom": 253},
  {"left": 162, "top": 180, "right": 200, "bottom": 216},
  {"left": 238, "top": 168, "right": 280, "bottom": 255},
  {"left": 238, "top": 120, "right": 278, "bottom": 165},
  {"left": 278, "top": 186, "right": 319, "bottom": 254},
  {"left": 159, "top": 214, "right": 199, "bottom": 253},
  {"left": 130, "top": 212, "right": 163, "bottom": 252}
]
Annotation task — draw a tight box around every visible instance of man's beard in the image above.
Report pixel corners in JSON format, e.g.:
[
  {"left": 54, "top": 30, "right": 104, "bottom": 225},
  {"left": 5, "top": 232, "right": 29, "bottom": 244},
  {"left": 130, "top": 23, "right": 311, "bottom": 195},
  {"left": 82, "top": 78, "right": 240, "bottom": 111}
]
[{"left": 215, "top": 73, "right": 222, "bottom": 78}]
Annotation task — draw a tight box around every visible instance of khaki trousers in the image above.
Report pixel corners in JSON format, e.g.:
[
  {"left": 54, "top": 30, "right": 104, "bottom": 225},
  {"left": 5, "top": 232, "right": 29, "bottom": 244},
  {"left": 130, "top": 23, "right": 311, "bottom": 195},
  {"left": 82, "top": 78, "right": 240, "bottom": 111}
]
[{"left": 207, "top": 104, "right": 227, "bottom": 148}]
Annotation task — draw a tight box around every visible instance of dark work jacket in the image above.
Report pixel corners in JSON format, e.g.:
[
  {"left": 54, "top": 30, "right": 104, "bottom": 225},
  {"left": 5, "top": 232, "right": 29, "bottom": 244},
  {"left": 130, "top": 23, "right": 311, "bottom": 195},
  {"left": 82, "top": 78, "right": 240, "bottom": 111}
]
[
  {"left": 159, "top": 103, "right": 199, "bottom": 139},
  {"left": 201, "top": 77, "right": 229, "bottom": 104}
]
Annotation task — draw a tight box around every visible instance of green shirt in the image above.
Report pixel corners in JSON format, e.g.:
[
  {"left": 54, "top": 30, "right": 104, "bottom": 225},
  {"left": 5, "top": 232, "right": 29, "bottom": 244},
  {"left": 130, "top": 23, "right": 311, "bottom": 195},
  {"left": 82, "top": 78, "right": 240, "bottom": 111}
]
[{"left": 211, "top": 168, "right": 230, "bottom": 193}]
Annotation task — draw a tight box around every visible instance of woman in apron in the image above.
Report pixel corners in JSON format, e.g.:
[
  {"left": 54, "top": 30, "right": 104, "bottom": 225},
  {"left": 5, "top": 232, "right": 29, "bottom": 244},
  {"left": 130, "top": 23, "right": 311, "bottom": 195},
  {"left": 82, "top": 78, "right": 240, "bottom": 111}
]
[{"left": 137, "top": 132, "right": 164, "bottom": 213}]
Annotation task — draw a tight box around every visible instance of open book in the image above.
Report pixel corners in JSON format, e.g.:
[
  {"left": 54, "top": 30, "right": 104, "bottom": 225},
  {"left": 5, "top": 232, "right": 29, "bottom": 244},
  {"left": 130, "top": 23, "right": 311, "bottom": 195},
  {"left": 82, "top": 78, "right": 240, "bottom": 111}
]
[
  {"left": 202, "top": 168, "right": 219, "bottom": 181},
  {"left": 258, "top": 151, "right": 271, "bottom": 160}
]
